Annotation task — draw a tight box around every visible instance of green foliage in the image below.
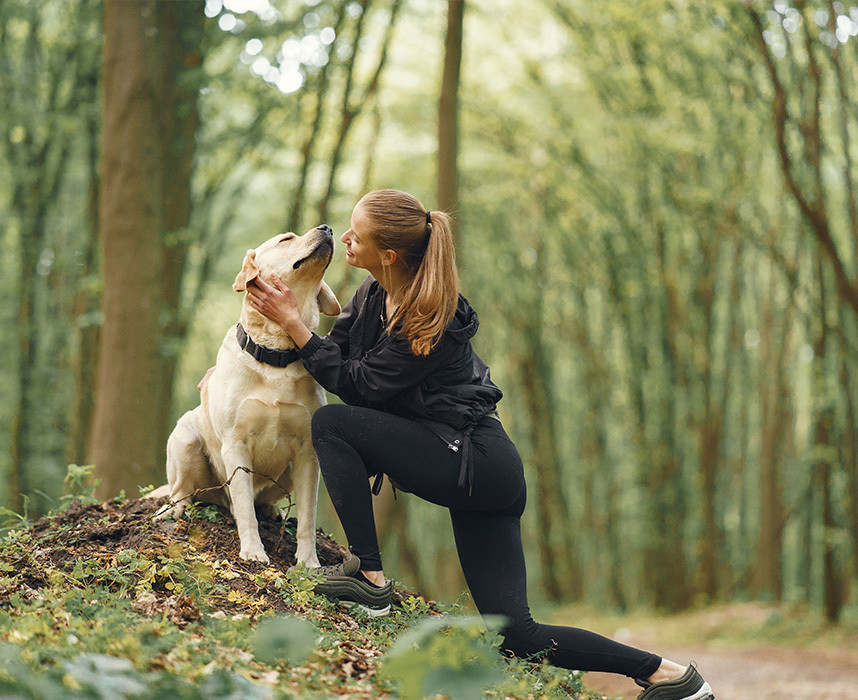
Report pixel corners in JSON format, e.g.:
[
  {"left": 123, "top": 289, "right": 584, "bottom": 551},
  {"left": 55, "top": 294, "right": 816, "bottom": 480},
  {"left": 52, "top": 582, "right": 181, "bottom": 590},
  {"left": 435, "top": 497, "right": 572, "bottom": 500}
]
[
  {"left": 61, "top": 464, "right": 100, "bottom": 510},
  {"left": 251, "top": 614, "right": 319, "bottom": 666},
  {"left": 381, "top": 614, "right": 508, "bottom": 699},
  {"left": 0, "top": 641, "right": 275, "bottom": 699},
  {"left": 0, "top": 495, "right": 33, "bottom": 534},
  {"left": 275, "top": 563, "right": 327, "bottom": 609},
  {"left": 182, "top": 502, "right": 223, "bottom": 523}
]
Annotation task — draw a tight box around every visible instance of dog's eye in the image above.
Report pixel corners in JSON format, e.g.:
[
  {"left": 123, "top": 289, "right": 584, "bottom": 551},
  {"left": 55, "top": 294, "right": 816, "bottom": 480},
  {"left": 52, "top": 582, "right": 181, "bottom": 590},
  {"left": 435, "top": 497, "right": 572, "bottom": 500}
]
[{"left": 279, "top": 234, "right": 295, "bottom": 244}]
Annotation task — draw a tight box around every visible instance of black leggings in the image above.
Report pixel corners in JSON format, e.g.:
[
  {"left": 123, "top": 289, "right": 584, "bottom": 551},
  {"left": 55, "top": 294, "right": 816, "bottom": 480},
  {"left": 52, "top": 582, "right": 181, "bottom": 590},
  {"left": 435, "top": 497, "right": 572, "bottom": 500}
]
[{"left": 311, "top": 404, "right": 661, "bottom": 678}]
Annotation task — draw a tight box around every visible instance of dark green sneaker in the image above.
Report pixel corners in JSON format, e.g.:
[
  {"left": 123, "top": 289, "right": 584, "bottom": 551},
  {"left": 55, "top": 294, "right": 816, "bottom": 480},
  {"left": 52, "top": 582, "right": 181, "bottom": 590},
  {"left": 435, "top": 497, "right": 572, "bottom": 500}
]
[
  {"left": 311, "top": 555, "right": 392, "bottom": 617},
  {"left": 635, "top": 663, "right": 714, "bottom": 700}
]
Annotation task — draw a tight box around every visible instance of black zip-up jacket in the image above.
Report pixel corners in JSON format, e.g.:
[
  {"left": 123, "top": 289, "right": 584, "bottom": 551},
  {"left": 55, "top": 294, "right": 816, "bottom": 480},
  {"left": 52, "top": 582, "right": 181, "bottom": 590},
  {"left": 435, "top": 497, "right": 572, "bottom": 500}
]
[{"left": 296, "top": 275, "right": 503, "bottom": 493}]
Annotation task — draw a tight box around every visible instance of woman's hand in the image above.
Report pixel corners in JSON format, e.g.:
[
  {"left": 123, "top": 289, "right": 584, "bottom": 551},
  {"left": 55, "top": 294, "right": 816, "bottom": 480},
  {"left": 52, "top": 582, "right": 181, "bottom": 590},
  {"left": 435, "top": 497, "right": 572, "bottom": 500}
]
[
  {"left": 245, "top": 275, "right": 313, "bottom": 347},
  {"left": 246, "top": 275, "right": 299, "bottom": 327}
]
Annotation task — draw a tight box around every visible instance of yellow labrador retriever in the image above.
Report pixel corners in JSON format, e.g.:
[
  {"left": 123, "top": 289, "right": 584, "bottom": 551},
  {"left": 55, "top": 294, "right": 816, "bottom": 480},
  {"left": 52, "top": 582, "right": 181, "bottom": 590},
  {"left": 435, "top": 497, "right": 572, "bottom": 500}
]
[{"left": 154, "top": 225, "right": 340, "bottom": 566}]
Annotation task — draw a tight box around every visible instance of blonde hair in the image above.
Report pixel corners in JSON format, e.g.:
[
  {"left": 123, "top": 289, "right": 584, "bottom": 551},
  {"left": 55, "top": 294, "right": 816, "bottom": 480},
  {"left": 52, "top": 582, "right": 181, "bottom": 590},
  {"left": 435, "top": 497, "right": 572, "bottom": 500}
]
[{"left": 358, "top": 189, "right": 459, "bottom": 356}]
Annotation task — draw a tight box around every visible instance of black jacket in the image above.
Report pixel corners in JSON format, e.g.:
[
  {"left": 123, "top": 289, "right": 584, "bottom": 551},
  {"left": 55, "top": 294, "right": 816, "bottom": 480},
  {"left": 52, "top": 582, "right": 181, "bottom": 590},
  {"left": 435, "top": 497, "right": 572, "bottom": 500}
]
[{"left": 296, "top": 275, "right": 503, "bottom": 492}]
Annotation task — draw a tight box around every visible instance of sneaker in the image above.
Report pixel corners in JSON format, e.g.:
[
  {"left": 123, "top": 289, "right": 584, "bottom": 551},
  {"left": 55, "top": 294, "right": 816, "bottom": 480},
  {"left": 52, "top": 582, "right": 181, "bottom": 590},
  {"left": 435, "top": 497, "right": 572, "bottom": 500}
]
[
  {"left": 311, "top": 554, "right": 392, "bottom": 617},
  {"left": 635, "top": 663, "right": 714, "bottom": 700}
]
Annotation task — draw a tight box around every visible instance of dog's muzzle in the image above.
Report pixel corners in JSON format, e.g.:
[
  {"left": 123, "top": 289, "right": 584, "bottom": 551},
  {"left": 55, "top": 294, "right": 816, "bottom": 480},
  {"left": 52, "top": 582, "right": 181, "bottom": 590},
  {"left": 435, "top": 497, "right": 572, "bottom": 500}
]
[{"left": 293, "top": 227, "right": 334, "bottom": 270}]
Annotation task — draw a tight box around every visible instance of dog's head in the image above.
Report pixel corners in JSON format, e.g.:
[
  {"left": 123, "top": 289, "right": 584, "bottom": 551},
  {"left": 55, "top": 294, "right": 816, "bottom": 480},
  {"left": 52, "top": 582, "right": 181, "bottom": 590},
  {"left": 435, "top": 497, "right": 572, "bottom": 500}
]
[{"left": 233, "top": 225, "right": 341, "bottom": 330}]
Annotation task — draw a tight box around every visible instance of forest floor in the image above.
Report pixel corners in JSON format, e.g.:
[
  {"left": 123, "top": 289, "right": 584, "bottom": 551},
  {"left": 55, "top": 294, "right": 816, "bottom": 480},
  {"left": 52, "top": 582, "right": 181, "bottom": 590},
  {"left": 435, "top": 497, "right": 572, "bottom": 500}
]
[
  {"left": 2, "top": 494, "right": 857, "bottom": 698},
  {"left": 0, "top": 495, "right": 592, "bottom": 698},
  {"left": 548, "top": 602, "right": 858, "bottom": 700}
]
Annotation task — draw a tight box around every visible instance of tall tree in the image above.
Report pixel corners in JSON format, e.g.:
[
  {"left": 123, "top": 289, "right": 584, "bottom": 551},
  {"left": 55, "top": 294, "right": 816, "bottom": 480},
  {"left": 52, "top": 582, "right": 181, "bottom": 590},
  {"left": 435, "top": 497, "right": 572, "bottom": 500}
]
[
  {"left": 744, "top": 0, "right": 858, "bottom": 318},
  {"left": 89, "top": 0, "right": 201, "bottom": 497},
  {"left": 153, "top": 0, "right": 204, "bottom": 467},
  {"left": 437, "top": 0, "right": 463, "bottom": 241},
  {"left": 0, "top": 0, "right": 101, "bottom": 511}
]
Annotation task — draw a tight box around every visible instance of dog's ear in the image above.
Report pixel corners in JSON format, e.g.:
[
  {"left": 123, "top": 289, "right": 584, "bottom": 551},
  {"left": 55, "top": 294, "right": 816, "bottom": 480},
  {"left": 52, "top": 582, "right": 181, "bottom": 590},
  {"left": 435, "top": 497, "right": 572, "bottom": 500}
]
[
  {"left": 317, "top": 280, "right": 341, "bottom": 316},
  {"left": 233, "top": 250, "right": 259, "bottom": 292}
]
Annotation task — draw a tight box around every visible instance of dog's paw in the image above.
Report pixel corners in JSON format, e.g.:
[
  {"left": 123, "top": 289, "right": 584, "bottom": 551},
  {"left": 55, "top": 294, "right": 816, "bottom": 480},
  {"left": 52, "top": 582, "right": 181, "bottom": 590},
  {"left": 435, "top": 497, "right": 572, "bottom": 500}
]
[
  {"left": 240, "top": 545, "right": 270, "bottom": 565},
  {"left": 295, "top": 545, "right": 320, "bottom": 569},
  {"left": 296, "top": 555, "right": 321, "bottom": 569},
  {"left": 153, "top": 503, "right": 184, "bottom": 521}
]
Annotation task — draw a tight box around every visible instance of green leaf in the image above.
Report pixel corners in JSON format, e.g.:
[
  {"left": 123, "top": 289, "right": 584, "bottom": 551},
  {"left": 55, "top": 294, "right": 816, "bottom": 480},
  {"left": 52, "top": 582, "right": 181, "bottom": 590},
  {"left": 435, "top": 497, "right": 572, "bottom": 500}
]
[
  {"left": 62, "top": 653, "right": 148, "bottom": 698},
  {"left": 382, "top": 615, "right": 507, "bottom": 700},
  {"left": 251, "top": 614, "right": 318, "bottom": 667}
]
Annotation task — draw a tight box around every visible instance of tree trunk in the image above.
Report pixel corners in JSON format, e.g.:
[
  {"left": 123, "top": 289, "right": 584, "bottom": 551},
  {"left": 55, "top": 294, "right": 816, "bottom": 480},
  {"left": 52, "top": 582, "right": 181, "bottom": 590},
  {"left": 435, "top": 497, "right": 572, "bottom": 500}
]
[
  {"left": 89, "top": 0, "right": 167, "bottom": 497},
  {"left": 838, "top": 324, "right": 858, "bottom": 579},
  {"left": 813, "top": 264, "right": 844, "bottom": 622},
  {"left": 437, "top": 0, "right": 463, "bottom": 242},
  {"left": 67, "top": 71, "right": 102, "bottom": 467},
  {"left": 517, "top": 319, "right": 580, "bottom": 602},
  {"left": 751, "top": 287, "right": 792, "bottom": 601},
  {"left": 154, "top": 0, "right": 203, "bottom": 463}
]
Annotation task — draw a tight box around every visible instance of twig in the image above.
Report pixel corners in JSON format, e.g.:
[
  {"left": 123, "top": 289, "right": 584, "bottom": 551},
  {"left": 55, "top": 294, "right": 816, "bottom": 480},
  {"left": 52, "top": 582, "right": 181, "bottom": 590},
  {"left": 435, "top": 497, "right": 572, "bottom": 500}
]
[{"left": 152, "top": 466, "right": 295, "bottom": 521}]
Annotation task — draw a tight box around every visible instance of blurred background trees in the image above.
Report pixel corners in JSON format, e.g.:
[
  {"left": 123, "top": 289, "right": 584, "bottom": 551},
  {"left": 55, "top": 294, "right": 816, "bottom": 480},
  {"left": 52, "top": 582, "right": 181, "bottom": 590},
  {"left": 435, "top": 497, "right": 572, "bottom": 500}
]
[{"left": 1, "top": 0, "right": 857, "bottom": 623}]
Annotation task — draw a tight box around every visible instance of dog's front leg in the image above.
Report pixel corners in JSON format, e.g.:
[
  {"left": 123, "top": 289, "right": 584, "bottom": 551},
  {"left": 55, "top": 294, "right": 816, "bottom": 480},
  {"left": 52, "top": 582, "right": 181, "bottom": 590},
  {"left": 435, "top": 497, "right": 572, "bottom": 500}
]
[
  {"left": 291, "top": 448, "right": 321, "bottom": 568},
  {"left": 222, "top": 446, "right": 269, "bottom": 564}
]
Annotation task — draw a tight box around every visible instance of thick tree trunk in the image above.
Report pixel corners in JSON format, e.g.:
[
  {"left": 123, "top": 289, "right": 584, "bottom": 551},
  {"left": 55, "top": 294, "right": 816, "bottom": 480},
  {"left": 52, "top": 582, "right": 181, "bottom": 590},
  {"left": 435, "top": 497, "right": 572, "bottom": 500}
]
[
  {"left": 154, "top": 0, "right": 203, "bottom": 461},
  {"left": 89, "top": 0, "right": 167, "bottom": 497},
  {"left": 437, "top": 0, "right": 463, "bottom": 242}
]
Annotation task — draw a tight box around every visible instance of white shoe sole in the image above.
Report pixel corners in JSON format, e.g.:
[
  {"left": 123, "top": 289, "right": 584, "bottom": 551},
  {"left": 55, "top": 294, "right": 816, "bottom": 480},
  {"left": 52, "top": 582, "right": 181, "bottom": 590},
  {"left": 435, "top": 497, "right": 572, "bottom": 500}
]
[
  {"left": 337, "top": 600, "right": 391, "bottom": 617},
  {"left": 689, "top": 683, "right": 715, "bottom": 700}
]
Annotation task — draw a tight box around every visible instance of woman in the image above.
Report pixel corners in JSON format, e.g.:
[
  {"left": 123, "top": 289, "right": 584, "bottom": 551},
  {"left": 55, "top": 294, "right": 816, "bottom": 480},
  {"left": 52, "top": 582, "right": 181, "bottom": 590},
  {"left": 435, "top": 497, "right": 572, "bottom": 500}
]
[{"left": 246, "top": 189, "right": 714, "bottom": 700}]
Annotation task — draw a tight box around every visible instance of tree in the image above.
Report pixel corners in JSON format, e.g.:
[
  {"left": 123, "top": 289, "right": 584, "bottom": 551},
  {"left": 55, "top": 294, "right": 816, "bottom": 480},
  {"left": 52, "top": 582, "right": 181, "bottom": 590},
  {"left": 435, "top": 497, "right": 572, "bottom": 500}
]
[
  {"left": 0, "top": 0, "right": 102, "bottom": 512},
  {"left": 89, "top": 0, "right": 202, "bottom": 497},
  {"left": 437, "top": 0, "right": 463, "bottom": 242}
]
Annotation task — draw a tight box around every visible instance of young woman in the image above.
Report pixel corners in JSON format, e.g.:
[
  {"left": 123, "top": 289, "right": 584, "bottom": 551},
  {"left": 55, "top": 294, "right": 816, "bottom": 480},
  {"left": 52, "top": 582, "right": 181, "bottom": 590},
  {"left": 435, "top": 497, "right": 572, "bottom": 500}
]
[{"left": 245, "top": 189, "right": 714, "bottom": 700}]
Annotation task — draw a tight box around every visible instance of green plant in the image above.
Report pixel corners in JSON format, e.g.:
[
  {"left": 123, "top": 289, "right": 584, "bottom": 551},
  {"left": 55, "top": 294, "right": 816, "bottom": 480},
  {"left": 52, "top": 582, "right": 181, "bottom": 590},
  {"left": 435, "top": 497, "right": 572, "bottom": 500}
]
[
  {"left": 274, "top": 563, "right": 328, "bottom": 609},
  {"left": 251, "top": 614, "right": 319, "bottom": 666},
  {"left": 59, "top": 464, "right": 100, "bottom": 510},
  {"left": 183, "top": 501, "right": 223, "bottom": 523},
  {"left": 0, "top": 495, "right": 33, "bottom": 534},
  {"left": 381, "top": 614, "right": 508, "bottom": 700}
]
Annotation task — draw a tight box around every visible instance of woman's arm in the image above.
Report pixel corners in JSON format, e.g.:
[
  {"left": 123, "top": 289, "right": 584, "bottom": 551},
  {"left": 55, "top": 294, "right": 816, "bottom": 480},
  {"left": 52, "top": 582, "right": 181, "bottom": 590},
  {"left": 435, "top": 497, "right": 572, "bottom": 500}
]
[
  {"left": 247, "top": 274, "right": 445, "bottom": 405},
  {"left": 298, "top": 330, "right": 452, "bottom": 405}
]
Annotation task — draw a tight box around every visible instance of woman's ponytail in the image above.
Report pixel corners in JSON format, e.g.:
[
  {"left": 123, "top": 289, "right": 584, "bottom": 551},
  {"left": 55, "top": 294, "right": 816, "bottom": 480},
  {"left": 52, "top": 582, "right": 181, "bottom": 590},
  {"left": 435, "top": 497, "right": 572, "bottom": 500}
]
[{"left": 358, "top": 190, "right": 459, "bottom": 356}]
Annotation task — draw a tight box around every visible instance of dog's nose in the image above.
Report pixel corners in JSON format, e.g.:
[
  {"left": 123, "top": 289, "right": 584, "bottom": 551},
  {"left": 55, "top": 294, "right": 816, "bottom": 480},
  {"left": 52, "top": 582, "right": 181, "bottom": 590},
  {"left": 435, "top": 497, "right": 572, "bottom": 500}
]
[{"left": 316, "top": 224, "right": 332, "bottom": 236}]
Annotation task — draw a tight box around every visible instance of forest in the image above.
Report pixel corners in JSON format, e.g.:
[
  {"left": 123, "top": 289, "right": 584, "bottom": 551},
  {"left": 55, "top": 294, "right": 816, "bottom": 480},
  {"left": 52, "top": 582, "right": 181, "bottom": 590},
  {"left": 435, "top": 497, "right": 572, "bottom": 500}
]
[{"left": 2, "top": 0, "right": 858, "bottom": 647}]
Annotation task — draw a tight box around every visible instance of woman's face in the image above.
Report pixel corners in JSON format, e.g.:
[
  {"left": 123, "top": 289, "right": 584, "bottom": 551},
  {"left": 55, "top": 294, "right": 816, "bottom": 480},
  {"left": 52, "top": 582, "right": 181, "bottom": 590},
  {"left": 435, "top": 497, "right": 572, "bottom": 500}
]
[{"left": 341, "top": 203, "right": 386, "bottom": 273}]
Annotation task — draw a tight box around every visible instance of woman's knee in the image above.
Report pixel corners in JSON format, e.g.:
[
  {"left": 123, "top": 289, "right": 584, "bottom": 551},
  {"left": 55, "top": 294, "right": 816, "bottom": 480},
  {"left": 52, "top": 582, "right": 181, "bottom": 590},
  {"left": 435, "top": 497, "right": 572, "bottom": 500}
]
[{"left": 311, "top": 403, "right": 350, "bottom": 444}]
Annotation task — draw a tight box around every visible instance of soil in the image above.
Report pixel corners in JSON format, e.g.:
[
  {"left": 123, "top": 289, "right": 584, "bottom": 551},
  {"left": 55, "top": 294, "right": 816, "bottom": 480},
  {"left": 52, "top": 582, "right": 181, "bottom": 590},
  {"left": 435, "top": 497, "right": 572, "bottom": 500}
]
[
  {"left": 0, "top": 497, "right": 424, "bottom": 622},
  {"left": 582, "top": 631, "right": 858, "bottom": 700}
]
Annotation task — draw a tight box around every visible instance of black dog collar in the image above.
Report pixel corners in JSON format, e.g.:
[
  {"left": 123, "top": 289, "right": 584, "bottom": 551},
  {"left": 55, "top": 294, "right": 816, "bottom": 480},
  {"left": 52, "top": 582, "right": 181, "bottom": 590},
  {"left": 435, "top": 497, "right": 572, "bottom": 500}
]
[{"left": 236, "top": 323, "right": 300, "bottom": 368}]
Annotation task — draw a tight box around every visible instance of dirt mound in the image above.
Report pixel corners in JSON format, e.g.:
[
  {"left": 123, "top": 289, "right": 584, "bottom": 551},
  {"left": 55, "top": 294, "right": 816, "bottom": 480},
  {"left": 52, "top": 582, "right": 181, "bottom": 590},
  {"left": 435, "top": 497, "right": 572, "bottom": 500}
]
[{"left": 0, "top": 496, "right": 422, "bottom": 623}]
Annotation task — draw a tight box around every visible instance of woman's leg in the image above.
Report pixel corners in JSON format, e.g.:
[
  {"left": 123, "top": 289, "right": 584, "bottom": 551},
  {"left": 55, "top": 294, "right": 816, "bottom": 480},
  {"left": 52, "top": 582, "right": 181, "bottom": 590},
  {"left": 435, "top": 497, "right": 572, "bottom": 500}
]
[
  {"left": 449, "top": 507, "right": 662, "bottom": 679},
  {"left": 311, "top": 404, "right": 524, "bottom": 571},
  {"left": 313, "top": 404, "right": 663, "bottom": 679}
]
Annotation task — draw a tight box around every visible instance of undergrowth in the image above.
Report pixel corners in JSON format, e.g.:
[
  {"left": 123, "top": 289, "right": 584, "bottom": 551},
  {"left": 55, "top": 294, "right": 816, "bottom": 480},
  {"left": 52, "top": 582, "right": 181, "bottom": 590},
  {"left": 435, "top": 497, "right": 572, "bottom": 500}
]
[{"left": 0, "top": 466, "right": 598, "bottom": 699}]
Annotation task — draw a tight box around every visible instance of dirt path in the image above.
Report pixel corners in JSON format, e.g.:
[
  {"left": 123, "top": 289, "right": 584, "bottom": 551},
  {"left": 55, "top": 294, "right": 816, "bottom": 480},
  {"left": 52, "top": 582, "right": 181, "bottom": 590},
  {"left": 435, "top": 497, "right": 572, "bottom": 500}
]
[{"left": 583, "top": 639, "right": 858, "bottom": 699}]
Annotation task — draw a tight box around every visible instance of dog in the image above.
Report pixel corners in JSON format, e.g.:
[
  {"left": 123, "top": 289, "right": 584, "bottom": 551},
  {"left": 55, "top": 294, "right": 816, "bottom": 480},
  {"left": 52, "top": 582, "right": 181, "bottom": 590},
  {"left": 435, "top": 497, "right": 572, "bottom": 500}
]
[{"left": 153, "top": 225, "right": 341, "bottom": 566}]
